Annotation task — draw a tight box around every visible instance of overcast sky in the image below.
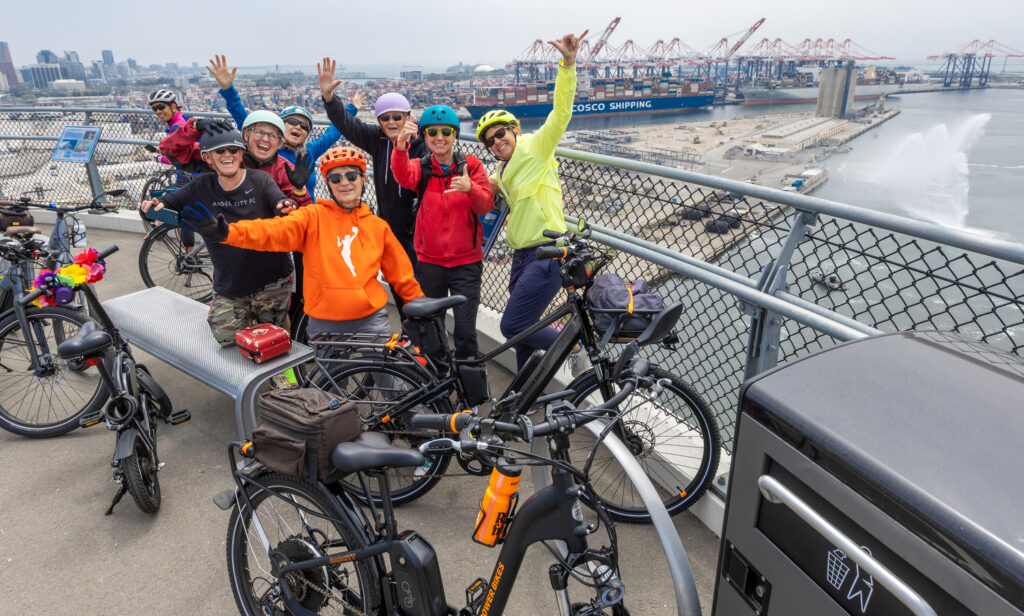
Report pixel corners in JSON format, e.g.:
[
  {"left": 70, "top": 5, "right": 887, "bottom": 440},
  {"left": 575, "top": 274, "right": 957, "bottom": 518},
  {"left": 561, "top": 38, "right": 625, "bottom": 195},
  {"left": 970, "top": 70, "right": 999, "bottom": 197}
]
[{"left": 2, "top": 0, "right": 1020, "bottom": 68}]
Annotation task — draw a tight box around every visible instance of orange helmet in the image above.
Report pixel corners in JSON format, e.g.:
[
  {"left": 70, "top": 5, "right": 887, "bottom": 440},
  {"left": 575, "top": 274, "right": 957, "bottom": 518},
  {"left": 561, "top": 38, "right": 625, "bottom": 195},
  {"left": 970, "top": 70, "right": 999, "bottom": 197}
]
[{"left": 319, "top": 147, "right": 367, "bottom": 177}]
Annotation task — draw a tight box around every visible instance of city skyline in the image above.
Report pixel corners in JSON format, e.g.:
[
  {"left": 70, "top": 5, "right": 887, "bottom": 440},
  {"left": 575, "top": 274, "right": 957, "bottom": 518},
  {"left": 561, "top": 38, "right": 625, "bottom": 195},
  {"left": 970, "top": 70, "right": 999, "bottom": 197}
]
[{"left": 1, "top": 0, "right": 1020, "bottom": 68}]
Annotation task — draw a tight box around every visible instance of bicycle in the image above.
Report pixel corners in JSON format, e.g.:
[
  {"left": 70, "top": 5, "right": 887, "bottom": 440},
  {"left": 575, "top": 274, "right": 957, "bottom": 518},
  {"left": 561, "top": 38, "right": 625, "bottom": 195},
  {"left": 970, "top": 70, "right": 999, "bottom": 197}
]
[
  {"left": 306, "top": 220, "right": 721, "bottom": 523},
  {"left": 219, "top": 357, "right": 653, "bottom": 616},
  {"left": 0, "top": 210, "right": 111, "bottom": 437},
  {"left": 137, "top": 163, "right": 214, "bottom": 303},
  {"left": 22, "top": 245, "right": 191, "bottom": 513}
]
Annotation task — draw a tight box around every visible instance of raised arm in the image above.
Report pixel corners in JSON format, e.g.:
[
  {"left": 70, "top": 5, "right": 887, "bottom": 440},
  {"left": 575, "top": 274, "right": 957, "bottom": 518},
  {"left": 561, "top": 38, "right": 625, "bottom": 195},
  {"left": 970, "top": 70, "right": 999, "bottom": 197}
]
[
  {"left": 318, "top": 56, "right": 378, "bottom": 151},
  {"left": 207, "top": 55, "right": 247, "bottom": 128},
  {"left": 531, "top": 29, "right": 588, "bottom": 160}
]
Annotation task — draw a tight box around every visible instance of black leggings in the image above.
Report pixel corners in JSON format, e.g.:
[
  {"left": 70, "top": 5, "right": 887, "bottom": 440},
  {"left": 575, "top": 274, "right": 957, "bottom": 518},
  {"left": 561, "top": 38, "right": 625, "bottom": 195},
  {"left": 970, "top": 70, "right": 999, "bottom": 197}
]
[{"left": 415, "top": 260, "right": 482, "bottom": 359}]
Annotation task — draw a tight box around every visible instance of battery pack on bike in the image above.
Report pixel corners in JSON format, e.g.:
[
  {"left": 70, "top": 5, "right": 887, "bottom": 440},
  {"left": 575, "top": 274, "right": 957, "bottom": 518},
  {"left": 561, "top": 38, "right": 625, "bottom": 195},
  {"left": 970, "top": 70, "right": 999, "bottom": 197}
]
[{"left": 473, "top": 456, "right": 521, "bottom": 546}]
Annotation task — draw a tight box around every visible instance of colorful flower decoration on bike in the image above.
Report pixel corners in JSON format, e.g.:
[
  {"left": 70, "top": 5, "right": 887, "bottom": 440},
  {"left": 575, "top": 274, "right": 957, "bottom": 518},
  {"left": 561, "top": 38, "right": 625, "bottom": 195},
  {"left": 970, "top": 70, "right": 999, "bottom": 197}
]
[{"left": 30, "top": 248, "right": 106, "bottom": 306}]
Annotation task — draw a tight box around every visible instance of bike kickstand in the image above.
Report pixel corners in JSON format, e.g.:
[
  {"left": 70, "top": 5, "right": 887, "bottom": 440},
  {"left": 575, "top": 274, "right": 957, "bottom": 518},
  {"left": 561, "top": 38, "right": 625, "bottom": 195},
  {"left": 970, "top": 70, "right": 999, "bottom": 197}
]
[{"left": 105, "top": 484, "right": 128, "bottom": 516}]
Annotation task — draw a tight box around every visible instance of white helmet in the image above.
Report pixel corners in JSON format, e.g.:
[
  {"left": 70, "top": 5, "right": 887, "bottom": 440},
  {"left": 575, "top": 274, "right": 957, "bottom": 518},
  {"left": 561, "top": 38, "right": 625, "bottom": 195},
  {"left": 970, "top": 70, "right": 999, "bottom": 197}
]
[{"left": 148, "top": 89, "right": 176, "bottom": 105}]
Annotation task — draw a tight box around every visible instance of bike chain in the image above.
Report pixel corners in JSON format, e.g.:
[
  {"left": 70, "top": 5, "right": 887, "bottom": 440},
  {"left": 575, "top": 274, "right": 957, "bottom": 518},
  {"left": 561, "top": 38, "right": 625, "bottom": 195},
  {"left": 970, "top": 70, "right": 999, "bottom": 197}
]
[{"left": 290, "top": 569, "right": 371, "bottom": 616}]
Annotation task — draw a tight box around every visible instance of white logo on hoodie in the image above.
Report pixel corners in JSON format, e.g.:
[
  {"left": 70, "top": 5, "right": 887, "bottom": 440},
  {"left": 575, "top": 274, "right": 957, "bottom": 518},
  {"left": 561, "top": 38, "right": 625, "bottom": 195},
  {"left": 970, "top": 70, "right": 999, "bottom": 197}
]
[{"left": 338, "top": 226, "right": 359, "bottom": 277}]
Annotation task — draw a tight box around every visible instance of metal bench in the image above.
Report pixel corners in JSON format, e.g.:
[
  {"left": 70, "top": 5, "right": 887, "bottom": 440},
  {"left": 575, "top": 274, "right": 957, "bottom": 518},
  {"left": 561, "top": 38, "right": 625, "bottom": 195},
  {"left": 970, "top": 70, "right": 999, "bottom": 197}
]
[{"left": 102, "top": 286, "right": 314, "bottom": 440}]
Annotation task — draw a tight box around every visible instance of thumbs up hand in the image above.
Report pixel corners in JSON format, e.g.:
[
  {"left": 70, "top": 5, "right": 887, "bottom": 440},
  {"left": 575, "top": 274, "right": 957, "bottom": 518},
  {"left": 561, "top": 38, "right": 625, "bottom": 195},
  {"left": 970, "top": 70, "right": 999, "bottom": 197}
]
[{"left": 444, "top": 164, "right": 473, "bottom": 194}]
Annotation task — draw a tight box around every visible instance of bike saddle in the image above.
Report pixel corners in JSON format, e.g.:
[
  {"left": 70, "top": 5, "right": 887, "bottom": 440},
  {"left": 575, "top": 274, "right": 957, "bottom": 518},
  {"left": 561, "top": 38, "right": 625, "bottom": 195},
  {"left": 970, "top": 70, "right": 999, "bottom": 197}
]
[
  {"left": 402, "top": 295, "right": 467, "bottom": 319},
  {"left": 331, "top": 431, "right": 425, "bottom": 474},
  {"left": 4, "top": 226, "right": 42, "bottom": 236},
  {"left": 57, "top": 321, "right": 112, "bottom": 360}
]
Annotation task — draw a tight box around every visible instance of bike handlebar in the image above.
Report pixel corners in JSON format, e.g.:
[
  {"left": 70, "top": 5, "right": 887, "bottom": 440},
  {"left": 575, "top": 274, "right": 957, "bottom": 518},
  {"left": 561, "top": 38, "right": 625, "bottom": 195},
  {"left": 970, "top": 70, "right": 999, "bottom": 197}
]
[
  {"left": 543, "top": 229, "right": 564, "bottom": 239},
  {"left": 17, "top": 245, "right": 118, "bottom": 306},
  {"left": 535, "top": 245, "right": 568, "bottom": 260}
]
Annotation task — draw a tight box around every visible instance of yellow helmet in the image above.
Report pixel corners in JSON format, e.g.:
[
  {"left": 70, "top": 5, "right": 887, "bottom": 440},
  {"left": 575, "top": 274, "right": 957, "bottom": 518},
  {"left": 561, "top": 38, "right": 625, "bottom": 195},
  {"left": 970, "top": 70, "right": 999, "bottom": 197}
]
[{"left": 475, "top": 109, "right": 519, "bottom": 141}]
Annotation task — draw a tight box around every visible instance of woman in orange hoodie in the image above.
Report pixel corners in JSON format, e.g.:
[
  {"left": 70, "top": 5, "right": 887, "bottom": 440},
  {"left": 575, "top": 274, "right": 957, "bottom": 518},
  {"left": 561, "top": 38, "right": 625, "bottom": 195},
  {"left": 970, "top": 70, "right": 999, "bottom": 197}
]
[{"left": 182, "top": 147, "right": 423, "bottom": 339}]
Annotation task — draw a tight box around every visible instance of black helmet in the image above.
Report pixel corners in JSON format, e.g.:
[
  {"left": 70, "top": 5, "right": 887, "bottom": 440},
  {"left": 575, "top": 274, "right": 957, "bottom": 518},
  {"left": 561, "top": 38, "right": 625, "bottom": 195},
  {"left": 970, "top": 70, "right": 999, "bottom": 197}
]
[{"left": 199, "top": 127, "right": 246, "bottom": 153}]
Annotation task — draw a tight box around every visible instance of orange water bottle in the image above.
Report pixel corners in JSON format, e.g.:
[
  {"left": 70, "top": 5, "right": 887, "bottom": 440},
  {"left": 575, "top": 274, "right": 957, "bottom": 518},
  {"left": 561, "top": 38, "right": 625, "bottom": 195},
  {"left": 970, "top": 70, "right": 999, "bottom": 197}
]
[{"left": 473, "top": 456, "right": 521, "bottom": 546}]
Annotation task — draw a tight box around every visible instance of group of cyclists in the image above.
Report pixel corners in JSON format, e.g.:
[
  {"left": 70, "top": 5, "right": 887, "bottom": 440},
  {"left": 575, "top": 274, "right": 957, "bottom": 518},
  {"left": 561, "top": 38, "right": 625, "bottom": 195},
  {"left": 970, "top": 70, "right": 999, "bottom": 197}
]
[{"left": 142, "top": 28, "right": 589, "bottom": 370}]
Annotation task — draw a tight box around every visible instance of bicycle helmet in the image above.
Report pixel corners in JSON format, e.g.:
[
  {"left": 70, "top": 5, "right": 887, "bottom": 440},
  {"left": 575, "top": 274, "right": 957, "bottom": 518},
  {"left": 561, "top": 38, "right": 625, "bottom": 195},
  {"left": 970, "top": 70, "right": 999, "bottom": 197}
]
[
  {"left": 374, "top": 92, "right": 412, "bottom": 118},
  {"left": 420, "top": 105, "right": 460, "bottom": 135},
  {"left": 475, "top": 109, "right": 519, "bottom": 141},
  {"left": 278, "top": 106, "right": 313, "bottom": 128},
  {"left": 148, "top": 89, "right": 176, "bottom": 105},
  {"left": 199, "top": 128, "right": 246, "bottom": 153},
  {"left": 320, "top": 147, "right": 367, "bottom": 176},
  {"left": 241, "top": 110, "right": 286, "bottom": 136}
]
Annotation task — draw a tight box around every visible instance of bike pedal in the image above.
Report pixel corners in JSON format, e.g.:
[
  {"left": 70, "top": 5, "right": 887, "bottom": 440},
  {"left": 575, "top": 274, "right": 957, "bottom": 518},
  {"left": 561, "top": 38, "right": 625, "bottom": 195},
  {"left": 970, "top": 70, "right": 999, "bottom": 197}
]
[
  {"left": 168, "top": 409, "right": 191, "bottom": 424},
  {"left": 465, "top": 577, "right": 488, "bottom": 613},
  {"left": 79, "top": 410, "right": 104, "bottom": 428}
]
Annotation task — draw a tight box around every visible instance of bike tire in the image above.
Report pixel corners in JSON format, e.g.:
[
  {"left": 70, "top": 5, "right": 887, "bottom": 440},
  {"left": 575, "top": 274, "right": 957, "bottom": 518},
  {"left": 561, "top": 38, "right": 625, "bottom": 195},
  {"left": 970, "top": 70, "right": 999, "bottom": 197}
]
[
  {"left": 138, "top": 224, "right": 214, "bottom": 303},
  {"left": 120, "top": 437, "right": 161, "bottom": 514},
  {"left": 311, "top": 362, "right": 453, "bottom": 506},
  {"left": 567, "top": 365, "right": 721, "bottom": 524},
  {"left": 226, "top": 471, "right": 381, "bottom": 616},
  {"left": 0, "top": 306, "right": 107, "bottom": 437}
]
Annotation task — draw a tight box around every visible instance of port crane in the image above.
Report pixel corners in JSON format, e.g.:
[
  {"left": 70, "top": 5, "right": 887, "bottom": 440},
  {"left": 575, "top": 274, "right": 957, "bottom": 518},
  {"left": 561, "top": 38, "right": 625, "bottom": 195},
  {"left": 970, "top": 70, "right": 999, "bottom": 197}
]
[
  {"left": 928, "top": 40, "right": 1024, "bottom": 87},
  {"left": 700, "top": 18, "right": 765, "bottom": 97}
]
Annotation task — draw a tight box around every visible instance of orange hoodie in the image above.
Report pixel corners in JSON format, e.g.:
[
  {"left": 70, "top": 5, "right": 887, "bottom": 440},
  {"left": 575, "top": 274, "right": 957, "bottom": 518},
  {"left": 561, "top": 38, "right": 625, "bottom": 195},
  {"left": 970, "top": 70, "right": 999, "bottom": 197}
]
[{"left": 223, "top": 200, "right": 423, "bottom": 321}]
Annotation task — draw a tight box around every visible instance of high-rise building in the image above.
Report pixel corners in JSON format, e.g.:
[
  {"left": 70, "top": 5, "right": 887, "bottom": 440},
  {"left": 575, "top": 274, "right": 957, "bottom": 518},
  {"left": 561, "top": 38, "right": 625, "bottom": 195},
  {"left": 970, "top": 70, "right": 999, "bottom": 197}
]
[
  {"left": 36, "top": 49, "right": 58, "bottom": 64},
  {"left": 102, "top": 50, "right": 114, "bottom": 66},
  {"left": 127, "top": 58, "right": 138, "bottom": 71},
  {"left": 19, "top": 68, "right": 33, "bottom": 85},
  {"left": 58, "top": 50, "right": 86, "bottom": 81},
  {"left": 64, "top": 50, "right": 80, "bottom": 63},
  {"left": 0, "top": 42, "right": 20, "bottom": 88},
  {"left": 0, "top": 72, "right": 9, "bottom": 92},
  {"left": 28, "top": 63, "right": 63, "bottom": 89},
  {"left": 90, "top": 60, "right": 105, "bottom": 80}
]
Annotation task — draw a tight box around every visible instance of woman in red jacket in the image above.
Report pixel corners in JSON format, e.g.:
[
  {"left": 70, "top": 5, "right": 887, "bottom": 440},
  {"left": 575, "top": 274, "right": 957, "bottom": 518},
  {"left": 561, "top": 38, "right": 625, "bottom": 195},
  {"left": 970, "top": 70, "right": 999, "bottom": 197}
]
[{"left": 391, "top": 105, "right": 493, "bottom": 360}]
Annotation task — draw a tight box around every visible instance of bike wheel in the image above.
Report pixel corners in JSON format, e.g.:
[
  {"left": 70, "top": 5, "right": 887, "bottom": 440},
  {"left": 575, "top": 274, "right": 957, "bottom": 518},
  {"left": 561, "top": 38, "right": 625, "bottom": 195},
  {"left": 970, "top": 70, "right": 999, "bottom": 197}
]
[
  {"left": 312, "top": 362, "right": 453, "bottom": 506},
  {"left": 120, "top": 436, "right": 161, "bottom": 513},
  {"left": 138, "top": 224, "right": 214, "bottom": 303},
  {"left": 0, "top": 306, "right": 107, "bottom": 437},
  {"left": 227, "top": 471, "right": 380, "bottom": 616},
  {"left": 567, "top": 365, "right": 721, "bottom": 524}
]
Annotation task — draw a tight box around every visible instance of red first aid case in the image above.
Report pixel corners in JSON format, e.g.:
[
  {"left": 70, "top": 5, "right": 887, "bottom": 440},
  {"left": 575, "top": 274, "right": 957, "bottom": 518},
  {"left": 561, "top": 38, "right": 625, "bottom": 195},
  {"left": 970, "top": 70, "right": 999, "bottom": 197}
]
[{"left": 236, "top": 324, "right": 291, "bottom": 363}]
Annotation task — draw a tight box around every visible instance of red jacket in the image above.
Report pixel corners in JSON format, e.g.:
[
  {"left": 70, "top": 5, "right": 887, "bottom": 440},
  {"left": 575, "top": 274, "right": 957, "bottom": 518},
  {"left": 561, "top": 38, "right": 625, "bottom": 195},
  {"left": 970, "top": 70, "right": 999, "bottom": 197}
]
[
  {"left": 158, "top": 120, "right": 312, "bottom": 206},
  {"left": 390, "top": 148, "right": 493, "bottom": 267}
]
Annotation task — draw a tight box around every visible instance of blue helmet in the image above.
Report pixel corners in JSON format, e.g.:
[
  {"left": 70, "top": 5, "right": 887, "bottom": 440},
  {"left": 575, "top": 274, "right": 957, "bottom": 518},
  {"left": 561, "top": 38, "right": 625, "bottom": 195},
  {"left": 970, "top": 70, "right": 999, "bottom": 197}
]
[
  {"left": 420, "top": 105, "right": 460, "bottom": 136},
  {"left": 279, "top": 106, "right": 313, "bottom": 129}
]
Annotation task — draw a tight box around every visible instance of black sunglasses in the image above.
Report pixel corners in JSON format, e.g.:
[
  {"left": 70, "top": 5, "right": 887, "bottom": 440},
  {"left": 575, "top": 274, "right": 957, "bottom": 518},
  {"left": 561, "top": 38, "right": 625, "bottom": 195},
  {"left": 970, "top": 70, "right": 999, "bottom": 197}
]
[
  {"left": 327, "top": 170, "right": 362, "bottom": 184},
  {"left": 213, "top": 146, "right": 243, "bottom": 155},
  {"left": 151, "top": 104, "right": 167, "bottom": 112},
  {"left": 425, "top": 127, "right": 455, "bottom": 138},
  {"left": 484, "top": 126, "right": 513, "bottom": 147},
  {"left": 283, "top": 117, "right": 311, "bottom": 131},
  {"left": 378, "top": 112, "right": 405, "bottom": 123}
]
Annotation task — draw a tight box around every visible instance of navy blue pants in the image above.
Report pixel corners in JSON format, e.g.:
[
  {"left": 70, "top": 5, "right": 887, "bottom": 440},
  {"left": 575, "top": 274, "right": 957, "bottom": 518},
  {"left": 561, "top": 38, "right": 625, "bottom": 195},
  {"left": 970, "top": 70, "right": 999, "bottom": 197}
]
[{"left": 500, "top": 245, "right": 563, "bottom": 370}]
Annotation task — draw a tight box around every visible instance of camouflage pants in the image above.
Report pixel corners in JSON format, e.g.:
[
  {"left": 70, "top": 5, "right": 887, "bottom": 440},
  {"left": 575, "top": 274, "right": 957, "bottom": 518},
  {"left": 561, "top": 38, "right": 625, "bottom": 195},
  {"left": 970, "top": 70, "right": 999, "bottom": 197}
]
[{"left": 208, "top": 275, "right": 292, "bottom": 347}]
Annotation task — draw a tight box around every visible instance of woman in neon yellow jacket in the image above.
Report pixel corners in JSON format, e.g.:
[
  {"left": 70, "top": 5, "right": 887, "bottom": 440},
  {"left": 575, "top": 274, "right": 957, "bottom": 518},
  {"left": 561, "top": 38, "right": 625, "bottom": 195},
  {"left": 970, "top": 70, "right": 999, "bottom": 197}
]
[{"left": 475, "top": 28, "right": 588, "bottom": 371}]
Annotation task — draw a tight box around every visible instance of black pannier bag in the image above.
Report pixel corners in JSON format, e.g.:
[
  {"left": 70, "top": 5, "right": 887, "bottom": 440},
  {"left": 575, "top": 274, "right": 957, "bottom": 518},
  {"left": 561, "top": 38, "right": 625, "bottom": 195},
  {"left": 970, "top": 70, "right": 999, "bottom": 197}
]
[
  {"left": 252, "top": 388, "right": 360, "bottom": 483},
  {"left": 0, "top": 207, "right": 34, "bottom": 231},
  {"left": 586, "top": 273, "right": 665, "bottom": 340}
]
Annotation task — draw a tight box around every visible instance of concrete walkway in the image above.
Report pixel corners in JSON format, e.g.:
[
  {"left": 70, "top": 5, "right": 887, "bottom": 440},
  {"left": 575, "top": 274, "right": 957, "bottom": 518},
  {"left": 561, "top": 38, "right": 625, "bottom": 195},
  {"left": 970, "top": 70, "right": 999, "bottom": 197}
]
[{"left": 0, "top": 225, "right": 720, "bottom": 615}]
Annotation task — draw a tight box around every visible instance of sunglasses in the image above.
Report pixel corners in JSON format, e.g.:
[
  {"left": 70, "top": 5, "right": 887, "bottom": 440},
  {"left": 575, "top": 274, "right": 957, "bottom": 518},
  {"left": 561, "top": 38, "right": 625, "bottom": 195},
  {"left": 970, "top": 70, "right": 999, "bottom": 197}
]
[
  {"left": 327, "top": 171, "right": 362, "bottom": 184},
  {"left": 151, "top": 104, "right": 167, "bottom": 112},
  {"left": 378, "top": 112, "right": 405, "bottom": 123},
  {"left": 283, "top": 117, "right": 311, "bottom": 132},
  {"left": 425, "top": 127, "right": 455, "bottom": 138},
  {"left": 484, "top": 126, "right": 513, "bottom": 147},
  {"left": 212, "top": 146, "right": 243, "bottom": 155}
]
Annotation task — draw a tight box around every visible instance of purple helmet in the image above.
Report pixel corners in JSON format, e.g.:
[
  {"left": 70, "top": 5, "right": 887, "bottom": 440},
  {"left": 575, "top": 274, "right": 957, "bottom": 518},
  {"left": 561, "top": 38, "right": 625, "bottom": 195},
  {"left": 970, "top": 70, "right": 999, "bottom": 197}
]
[{"left": 374, "top": 92, "right": 411, "bottom": 118}]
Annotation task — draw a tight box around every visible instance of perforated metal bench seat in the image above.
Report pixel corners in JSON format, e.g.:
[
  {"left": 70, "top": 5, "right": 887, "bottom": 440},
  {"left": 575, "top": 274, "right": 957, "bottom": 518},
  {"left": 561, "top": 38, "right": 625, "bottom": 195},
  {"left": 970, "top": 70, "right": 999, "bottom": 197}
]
[{"left": 101, "top": 286, "right": 313, "bottom": 440}]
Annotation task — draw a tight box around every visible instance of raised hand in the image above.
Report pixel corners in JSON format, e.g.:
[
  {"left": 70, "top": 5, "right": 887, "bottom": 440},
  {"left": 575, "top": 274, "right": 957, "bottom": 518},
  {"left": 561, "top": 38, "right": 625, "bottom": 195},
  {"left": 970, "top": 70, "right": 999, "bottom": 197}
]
[
  {"left": 194, "top": 118, "right": 233, "bottom": 134},
  {"left": 444, "top": 165, "right": 473, "bottom": 194},
  {"left": 317, "top": 57, "right": 343, "bottom": 102},
  {"left": 396, "top": 120, "right": 418, "bottom": 150},
  {"left": 350, "top": 90, "right": 365, "bottom": 111},
  {"left": 285, "top": 154, "right": 313, "bottom": 189},
  {"left": 206, "top": 54, "right": 237, "bottom": 90},
  {"left": 548, "top": 29, "right": 589, "bottom": 66}
]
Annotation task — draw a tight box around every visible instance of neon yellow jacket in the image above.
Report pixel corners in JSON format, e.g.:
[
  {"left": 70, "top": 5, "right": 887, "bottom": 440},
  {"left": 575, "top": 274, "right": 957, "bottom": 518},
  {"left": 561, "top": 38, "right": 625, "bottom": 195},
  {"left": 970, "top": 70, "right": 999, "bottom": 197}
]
[{"left": 492, "top": 62, "right": 575, "bottom": 249}]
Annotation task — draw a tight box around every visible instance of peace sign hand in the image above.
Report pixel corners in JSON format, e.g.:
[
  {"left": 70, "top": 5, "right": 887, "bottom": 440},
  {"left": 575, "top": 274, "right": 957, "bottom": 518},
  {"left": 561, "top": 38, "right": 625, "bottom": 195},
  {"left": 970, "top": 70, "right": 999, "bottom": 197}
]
[
  {"left": 548, "top": 28, "right": 589, "bottom": 67},
  {"left": 444, "top": 166, "right": 473, "bottom": 194},
  {"left": 317, "top": 57, "right": 343, "bottom": 102}
]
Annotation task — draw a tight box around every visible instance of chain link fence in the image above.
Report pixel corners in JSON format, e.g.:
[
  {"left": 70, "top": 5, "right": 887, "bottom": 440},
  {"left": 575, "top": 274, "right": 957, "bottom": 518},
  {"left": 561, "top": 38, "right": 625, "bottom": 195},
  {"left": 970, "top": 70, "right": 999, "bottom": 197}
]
[{"left": 3, "top": 106, "right": 1023, "bottom": 457}]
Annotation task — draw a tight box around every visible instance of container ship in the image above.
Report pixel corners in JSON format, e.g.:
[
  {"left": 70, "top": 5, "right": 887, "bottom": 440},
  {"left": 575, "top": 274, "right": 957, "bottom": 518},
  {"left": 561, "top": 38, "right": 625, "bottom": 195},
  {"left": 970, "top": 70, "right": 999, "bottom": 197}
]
[{"left": 465, "top": 75, "right": 715, "bottom": 120}]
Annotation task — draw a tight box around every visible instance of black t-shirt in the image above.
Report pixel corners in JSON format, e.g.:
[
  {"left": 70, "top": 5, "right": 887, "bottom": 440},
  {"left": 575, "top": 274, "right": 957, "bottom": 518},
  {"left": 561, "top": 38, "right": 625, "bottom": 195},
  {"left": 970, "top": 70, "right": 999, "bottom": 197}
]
[{"left": 161, "top": 170, "right": 293, "bottom": 298}]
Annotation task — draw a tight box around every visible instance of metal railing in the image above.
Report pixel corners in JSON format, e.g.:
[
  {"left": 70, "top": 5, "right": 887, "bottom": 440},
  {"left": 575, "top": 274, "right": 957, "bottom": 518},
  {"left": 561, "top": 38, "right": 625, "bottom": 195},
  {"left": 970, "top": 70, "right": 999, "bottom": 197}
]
[{"left": 3, "top": 105, "right": 1023, "bottom": 466}]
